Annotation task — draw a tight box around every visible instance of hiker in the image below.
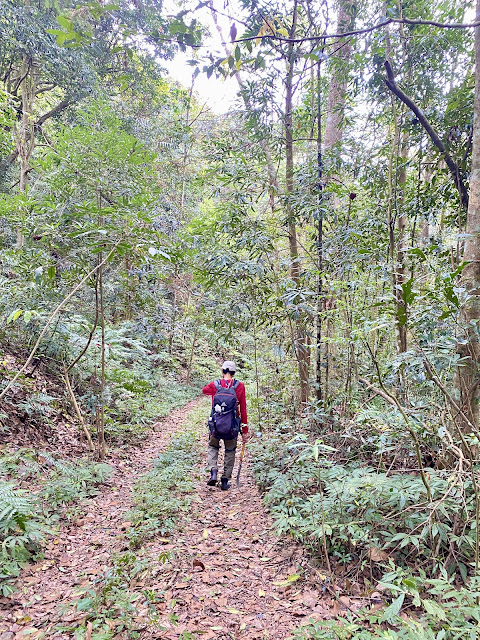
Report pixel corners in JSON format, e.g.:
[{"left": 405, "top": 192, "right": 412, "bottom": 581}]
[{"left": 203, "top": 360, "right": 249, "bottom": 490}]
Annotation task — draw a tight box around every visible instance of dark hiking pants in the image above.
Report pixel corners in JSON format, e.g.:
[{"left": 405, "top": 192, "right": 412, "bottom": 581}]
[{"left": 208, "top": 435, "right": 238, "bottom": 480}]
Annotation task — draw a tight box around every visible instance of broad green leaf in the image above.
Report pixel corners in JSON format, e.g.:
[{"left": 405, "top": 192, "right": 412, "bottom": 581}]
[
  {"left": 7, "top": 309, "right": 23, "bottom": 324},
  {"left": 423, "top": 599, "right": 448, "bottom": 621},
  {"left": 380, "top": 593, "right": 405, "bottom": 622}
]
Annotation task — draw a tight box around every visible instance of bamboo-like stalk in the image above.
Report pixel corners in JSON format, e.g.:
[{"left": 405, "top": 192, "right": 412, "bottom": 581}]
[{"left": 64, "top": 363, "right": 94, "bottom": 452}]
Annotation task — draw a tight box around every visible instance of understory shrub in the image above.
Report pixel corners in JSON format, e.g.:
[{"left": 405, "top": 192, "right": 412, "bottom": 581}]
[
  {"left": 295, "top": 570, "right": 480, "bottom": 640},
  {"left": 251, "top": 432, "right": 480, "bottom": 639},
  {"left": 0, "top": 481, "right": 49, "bottom": 595},
  {"left": 58, "top": 551, "right": 166, "bottom": 639},
  {"left": 251, "top": 433, "right": 477, "bottom": 578}
]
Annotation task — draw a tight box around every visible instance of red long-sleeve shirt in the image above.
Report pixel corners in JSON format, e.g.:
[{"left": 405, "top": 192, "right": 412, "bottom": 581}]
[{"left": 202, "top": 379, "right": 248, "bottom": 433}]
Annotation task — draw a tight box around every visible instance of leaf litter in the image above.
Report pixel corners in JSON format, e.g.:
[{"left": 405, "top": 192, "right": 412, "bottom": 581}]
[{"left": 0, "top": 398, "right": 365, "bottom": 640}]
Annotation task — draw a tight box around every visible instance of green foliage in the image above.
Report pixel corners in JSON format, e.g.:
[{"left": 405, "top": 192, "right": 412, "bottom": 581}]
[
  {"left": 40, "top": 457, "right": 112, "bottom": 509},
  {"left": 251, "top": 433, "right": 477, "bottom": 577},
  {"left": 0, "top": 449, "right": 112, "bottom": 593},
  {"left": 0, "top": 481, "right": 48, "bottom": 595},
  {"left": 295, "top": 571, "right": 480, "bottom": 640},
  {"left": 61, "top": 552, "right": 162, "bottom": 639}
]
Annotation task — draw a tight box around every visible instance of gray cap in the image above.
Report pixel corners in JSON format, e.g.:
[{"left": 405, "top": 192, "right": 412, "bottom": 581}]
[{"left": 222, "top": 360, "right": 236, "bottom": 372}]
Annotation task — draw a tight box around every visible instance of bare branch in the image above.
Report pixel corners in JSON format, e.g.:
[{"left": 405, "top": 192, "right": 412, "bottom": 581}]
[
  {"left": 234, "top": 16, "right": 480, "bottom": 45},
  {"left": 384, "top": 60, "right": 469, "bottom": 210},
  {"left": 36, "top": 98, "right": 73, "bottom": 127}
]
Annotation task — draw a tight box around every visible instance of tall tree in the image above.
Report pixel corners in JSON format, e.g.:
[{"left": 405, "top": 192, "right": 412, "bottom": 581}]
[
  {"left": 455, "top": 0, "right": 480, "bottom": 432},
  {"left": 285, "top": 0, "right": 310, "bottom": 406},
  {"left": 323, "top": 0, "right": 356, "bottom": 150}
]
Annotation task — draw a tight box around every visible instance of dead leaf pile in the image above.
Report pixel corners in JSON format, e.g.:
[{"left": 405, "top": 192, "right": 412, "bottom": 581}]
[{"left": 0, "top": 398, "right": 374, "bottom": 640}]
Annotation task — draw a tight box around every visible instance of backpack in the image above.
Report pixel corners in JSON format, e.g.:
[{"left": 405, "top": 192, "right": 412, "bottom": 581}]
[{"left": 208, "top": 379, "right": 241, "bottom": 440}]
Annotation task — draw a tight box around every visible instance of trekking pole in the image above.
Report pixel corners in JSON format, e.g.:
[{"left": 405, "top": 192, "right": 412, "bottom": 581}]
[{"left": 236, "top": 441, "right": 246, "bottom": 487}]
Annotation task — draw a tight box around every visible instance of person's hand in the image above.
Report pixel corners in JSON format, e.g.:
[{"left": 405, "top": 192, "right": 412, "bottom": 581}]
[{"left": 241, "top": 430, "right": 250, "bottom": 444}]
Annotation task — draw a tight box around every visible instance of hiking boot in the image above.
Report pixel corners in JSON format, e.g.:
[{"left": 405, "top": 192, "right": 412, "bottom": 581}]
[
  {"left": 221, "top": 477, "right": 231, "bottom": 491},
  {"left": 207, "top": 469, "right": 218, "bottom": 486}
]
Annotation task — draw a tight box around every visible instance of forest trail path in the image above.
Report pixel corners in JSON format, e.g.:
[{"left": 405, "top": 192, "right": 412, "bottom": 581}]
[
  {"left": 3, "top": 398, "right": 202, "bottom": 638},
  {"left": 147, "top": 446, "right": 330, "bottom": 639},
  {"left": 4, "top": 399, "right": 332, "bottom": 640}
]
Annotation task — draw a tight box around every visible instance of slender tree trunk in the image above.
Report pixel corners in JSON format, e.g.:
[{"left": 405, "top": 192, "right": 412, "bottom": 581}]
[
  {"left": 454, "top": 0, "right": 480, "bottom": 434},
  {"left": 319, "top": 0, "right": 355, "bottom": 405},
  {"left": 316, "top": 59, "right": 324, "bottom": 404},
  {"left": 98, "top": 257, "right": 106, "bottom": 460},
  {"left": 285, "top": 0, "right": 309, "bottom": 407},
  {"left": 387, "top": 98, "right": 409, "bottom": 371},
  {"left": 124, "top": 255, "right": 133, "bottom": 320},
  {"left": 186, "top": 324, "right": 198, "bottom": 386},
  {"left": 180, "top": 76, "right": 194, "bottom": 211},
  {"left": 97, "top": 195, "right": 106, "bottom": 460},
  {"left": 253, "top": 319, "right": 262, "bottom": 428},
  {"left": 395, "top": 138, "right": 408, "bottom": 355},
  {"left": 16, "top": 55, "right": 37, "bottom": 248},
  {"left": 169, "top": 287, "right": 177, "bottom": 355}
]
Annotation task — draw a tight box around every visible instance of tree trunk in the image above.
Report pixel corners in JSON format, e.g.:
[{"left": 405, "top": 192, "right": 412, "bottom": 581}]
[
  {"left": 315, "top": 59, "right": 324, "bottom": 404},
  {"left": 324, "top": 0, "right": 356, "bottom": 150},
  {"left": 169, "top": 285, "right": 177, "bottom": 355},
  {"left": 285, "top": 0, "right": 309, "bottom": 407},
  {"left": 97, "top": 195, "right": 106, "bottom": 461},
  {"left": 124, "top": 254, "right": 133, "bottom": 320},
  {"left": 395, "top": 138, "right": 408, "bottom": 355},
  {"left": 317, "top": 0, "right": 356, "bottom": 405},
  {"left": 186, "top": 324, "right": 198, "bottom": 386},
  {"left": 180, "top": 76, "right": 194, "bottom": 211},
  {"left": 454, "top": 0, "right": 480, "bottom": 433},
  {"left": 16, "top": 56, "right": 37, "bottom": 247}
]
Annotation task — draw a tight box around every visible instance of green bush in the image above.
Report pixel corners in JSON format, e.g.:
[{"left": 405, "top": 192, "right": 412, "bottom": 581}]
[
  {"left": 295, "top": 570, "right": 480, "bottom": 640},
  {"left": 59, "top": 551, "right": 163, "bottom": 639},
  {"left": 250, "top": 433, "right": 476, "bottom": 577},
  {"left": 40, "top": 457, "right": 112, "bottom": 509},
  {"left": 0, "top": 449, "right": 112, "bottom": 593},
  {"left": 0, "top": 481, "right": 49, "bottom": 595}
]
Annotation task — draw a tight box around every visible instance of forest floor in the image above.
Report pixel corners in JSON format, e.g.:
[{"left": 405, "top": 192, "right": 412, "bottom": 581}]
[{"left": 1, "top": 398, "right": 343, "bottom": 640}]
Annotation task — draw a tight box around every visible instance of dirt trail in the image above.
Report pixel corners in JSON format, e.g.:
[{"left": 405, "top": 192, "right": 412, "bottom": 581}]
[
  {"left": 2, "top": 399, "right": 333, "bottom": 639},
  {"left": 1, "top": 399, "right": 201, "bottom": 638},
  {"left": 147, "top": 449, "right": 330, "bottom": 640}
]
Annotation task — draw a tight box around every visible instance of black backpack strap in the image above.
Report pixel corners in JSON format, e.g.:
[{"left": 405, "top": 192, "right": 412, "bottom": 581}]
[
  {"left": 214, "top": 380, "right": 222, "bottom": 391},
  {"left": 232, "top": 379, "right": 239, "bottom": 389}
]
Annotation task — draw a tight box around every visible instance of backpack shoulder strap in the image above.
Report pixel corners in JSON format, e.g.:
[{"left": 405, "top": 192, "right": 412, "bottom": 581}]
[
  {"left": 214, "top": 380, "right": 222, "bottom": 391},
  {"left": 232, "top": 379, "right": 240, "bottom": 389}
]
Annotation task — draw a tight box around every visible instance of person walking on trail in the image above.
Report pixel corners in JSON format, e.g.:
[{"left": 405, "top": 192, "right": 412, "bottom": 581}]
[{"left": 203, "top": 360, "right": 249, "bottom": 491}]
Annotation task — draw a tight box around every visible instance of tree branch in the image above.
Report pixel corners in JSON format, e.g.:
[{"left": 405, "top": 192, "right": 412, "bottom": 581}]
[
  {"left": 4, "top": 98, "right": 75, "bottom": 168},
  {"left": 384, "top": 60, "right": 469, "bottom": 210},
  {"left": 35, "top": 97, "right": 73, "bottom": 127},
  {"left": 234, "top": 16, "right": 480, "bottom": 45}
]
